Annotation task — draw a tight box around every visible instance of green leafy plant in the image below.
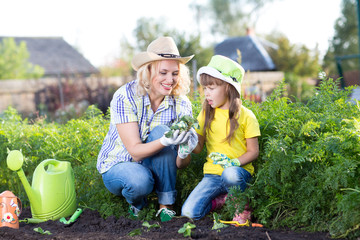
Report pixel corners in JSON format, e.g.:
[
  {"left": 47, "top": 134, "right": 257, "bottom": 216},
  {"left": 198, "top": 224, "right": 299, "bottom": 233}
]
[
  {"left": 165, "top": 115, "right": 199, "bottom": 137},
  {"left": 212, "top": 213, "right": 228, "bottom": 231},
  {"left": 128, "top": 228, "right": 142, "bottom": 237},
  {"left": 244, "top": 77, "right": 360, "bottom": 238},
  {"left": 221, "top": 187, "right": 248, "bottom": 221},
  {"left": 142, "top": 221, "right": 160, "bottom": 231},
  {"left": 178, "top": 222, "right": 196, "bottom": 238},
  {"left": 33, "top": 227, "right": 51, "bottom": 235}
]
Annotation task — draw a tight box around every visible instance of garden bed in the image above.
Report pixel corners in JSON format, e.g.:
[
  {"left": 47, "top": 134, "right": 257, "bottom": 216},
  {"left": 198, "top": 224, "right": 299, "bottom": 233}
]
[{"left": 0, "top": 207, "right": 337, "bottom": 239}]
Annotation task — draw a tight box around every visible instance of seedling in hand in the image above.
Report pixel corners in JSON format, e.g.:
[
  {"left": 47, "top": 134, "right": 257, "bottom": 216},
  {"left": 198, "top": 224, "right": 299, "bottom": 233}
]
[{"left": 165, "top": 116, "right": 199, "bottom": 138}]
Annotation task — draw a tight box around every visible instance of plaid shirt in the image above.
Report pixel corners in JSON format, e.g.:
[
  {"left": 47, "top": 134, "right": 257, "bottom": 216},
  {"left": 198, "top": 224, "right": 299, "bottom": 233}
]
[{"left": 97, "top": 80, "right": 193, "bottom": 174}]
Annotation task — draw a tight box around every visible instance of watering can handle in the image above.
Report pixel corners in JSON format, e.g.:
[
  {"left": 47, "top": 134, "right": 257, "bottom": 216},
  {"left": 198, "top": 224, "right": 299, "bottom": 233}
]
[
  {"left": 41, "top": 159, "right": 62, "bottom": 170},
  {"left": 42, "top": 159, "right": 60, "bottom": 167}
]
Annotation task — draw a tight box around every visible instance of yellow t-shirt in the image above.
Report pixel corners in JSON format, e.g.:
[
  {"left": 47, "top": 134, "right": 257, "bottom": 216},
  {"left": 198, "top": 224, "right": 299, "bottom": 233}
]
[{"left": 196, "top": 106, "right": 260, "bottom": 176}]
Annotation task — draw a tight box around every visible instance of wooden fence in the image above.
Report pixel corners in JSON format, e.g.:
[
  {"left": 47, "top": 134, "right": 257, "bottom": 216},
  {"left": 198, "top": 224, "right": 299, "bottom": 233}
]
[
  {"left": 0, "top": 76, "right": 130, "bottom": 117},
  {"left": 0, "top": 71, "right": 285, "bottom": 117}
]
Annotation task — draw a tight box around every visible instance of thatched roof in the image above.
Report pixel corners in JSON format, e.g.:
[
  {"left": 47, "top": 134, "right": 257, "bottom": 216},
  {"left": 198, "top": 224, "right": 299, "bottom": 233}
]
[
  {"left": 215, "top": 35, "right": 277, "bottom": 72},
  {"left": 0, "top": 37, "right": 99, "bottom": 77}
]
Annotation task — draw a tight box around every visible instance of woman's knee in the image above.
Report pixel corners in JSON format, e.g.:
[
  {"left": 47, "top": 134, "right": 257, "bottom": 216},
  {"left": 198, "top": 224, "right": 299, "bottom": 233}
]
[
  {"left": 147, "top": 125, "right": 170, "bottom": 142},
  {"left": 125, "top": 177, "right": 154, "bottom": 196},
  {"left": 103, "top": 163, "right": 154, "bottom": 197}
]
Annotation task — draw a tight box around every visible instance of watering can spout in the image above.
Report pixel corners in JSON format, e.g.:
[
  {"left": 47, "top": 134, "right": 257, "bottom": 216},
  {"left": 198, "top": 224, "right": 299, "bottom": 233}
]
[
  {"left": 17, "top": 168, "right": 41, "bottom": 206},
  {"left": 6, "top": 150, "right": 41, "bottom": 208}
]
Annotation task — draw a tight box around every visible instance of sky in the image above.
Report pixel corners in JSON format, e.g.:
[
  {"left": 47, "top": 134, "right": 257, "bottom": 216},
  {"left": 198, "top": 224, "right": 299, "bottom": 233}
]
[{"left": 0, "top": 0, "right": 342, "bottom": 67}]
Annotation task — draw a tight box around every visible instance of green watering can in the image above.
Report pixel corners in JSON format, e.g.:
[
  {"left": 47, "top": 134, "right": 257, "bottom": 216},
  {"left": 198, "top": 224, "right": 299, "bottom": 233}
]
[{"left": 6, "top": 150, "right": 77, "bottom": 222}]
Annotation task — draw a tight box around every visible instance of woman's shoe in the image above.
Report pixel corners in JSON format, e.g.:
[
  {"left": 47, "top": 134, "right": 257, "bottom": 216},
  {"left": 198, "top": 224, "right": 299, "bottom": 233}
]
[
  {"left": 128, "top": 205, "right": 140, "bottom": 219},
  {"left": 156, "top": 208, "right": 176, "bottom": 222}
]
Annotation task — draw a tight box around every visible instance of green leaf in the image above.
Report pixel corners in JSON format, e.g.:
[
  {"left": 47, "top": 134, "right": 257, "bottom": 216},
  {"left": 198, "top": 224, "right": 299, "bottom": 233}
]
[
  {"left": 33, "top": 227, "right": 52, "bottom": 235},
  {"left": 128, "top": 228, "right": 142, "bottom": 236},
  {"left": 178, "top": 222, "right": 196, "bottom": 237},
  {"left": 142, "top": 221, "right": 160, "bottom": 230}
]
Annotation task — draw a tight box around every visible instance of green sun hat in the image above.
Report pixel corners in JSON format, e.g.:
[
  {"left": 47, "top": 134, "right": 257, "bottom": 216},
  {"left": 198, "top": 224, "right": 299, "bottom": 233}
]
[{"left": 197, "top": 55, "right": 245, "bottom": 96}]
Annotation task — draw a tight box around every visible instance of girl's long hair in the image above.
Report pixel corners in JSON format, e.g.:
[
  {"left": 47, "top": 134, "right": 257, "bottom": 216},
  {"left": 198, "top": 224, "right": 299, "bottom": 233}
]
[
  {"left": 200, "top": 73, "right": 242, "bottom": 144},
  {"left": 136, "top": 60, "right": 191, "bottom": 96}
]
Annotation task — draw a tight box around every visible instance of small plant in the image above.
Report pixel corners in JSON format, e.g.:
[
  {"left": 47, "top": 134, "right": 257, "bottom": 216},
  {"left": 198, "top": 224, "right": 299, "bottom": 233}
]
[
  {"left": 142, "top": 221, "right": 160, "bottom": 231},
  {"left": 212, "top": 213, "right": 228, "bottom": 231},
  {"left": 165, "top": 115, "right": 199, "bottom": 137},
  {"left": 33, "top": 227, "right": 51, "bottom": 235},
  {"left": 178, "top": 222, "right": 196, "bottom": 238},
  {"left": 127, "top": 221, "right": 160, "bottom": 237},
  {"left": 128, "top": 228, "right": 142, "bottom": 236}
]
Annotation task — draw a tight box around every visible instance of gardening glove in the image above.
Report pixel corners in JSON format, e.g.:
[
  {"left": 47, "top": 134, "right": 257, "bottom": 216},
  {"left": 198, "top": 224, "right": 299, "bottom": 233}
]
[
  {"left": 160, "top": 129, "right": 189, "bottom": 147},
  {"left": 178, "top": 128, "right": 198, "bottom": 159},
  {"left": 209, "top": 152, "right": 241, "bottom": 168}
]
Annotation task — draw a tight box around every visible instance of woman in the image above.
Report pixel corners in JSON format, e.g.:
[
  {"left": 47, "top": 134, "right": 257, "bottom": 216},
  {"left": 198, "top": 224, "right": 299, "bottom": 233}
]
[{"left": 97, "top": 36, "right": 198, "bottom": 222}]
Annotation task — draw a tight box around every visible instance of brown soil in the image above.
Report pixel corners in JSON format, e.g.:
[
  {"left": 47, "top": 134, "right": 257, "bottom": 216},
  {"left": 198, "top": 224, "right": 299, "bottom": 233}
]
[{"left": 0, "top": 207, "right": 337, "bottom": 240}]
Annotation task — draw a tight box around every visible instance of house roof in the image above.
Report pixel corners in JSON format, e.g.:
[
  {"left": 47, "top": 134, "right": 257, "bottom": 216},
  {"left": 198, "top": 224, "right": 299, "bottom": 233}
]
[
  {"left": 214, "top": 35, "right": 276, "bottom": 71},
  {"left": 0, "top": 37, "right": 99, "bottom": 76}
]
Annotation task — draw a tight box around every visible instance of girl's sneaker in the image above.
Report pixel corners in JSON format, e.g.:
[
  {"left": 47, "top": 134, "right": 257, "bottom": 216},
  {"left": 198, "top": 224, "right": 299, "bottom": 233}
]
[
  {"left": 210, "top": 193, "right": 228, "bottom": 211},
  {"left": 156, "top": 208, "right": 176, "bottom": 222},
  {"left": 232, "top": 209, "right": 251, "bottom": 224}
]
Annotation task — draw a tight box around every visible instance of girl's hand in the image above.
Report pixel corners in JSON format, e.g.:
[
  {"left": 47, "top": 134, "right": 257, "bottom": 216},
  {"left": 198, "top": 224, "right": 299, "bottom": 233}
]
[
  {"left": 209, "top": 152, "right": 240, "bottom": 168},
  {"left": 178, "top": 128, "right": 198, "bottom": 159}
]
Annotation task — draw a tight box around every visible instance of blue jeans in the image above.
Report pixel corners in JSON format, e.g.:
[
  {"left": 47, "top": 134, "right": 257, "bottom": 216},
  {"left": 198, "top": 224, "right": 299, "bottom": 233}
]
[
  {"left": 181, "top": 167, "right": 252, "bottom": 220},
  {"left": 102, "top": 125, "right": 178, "bottom": 210}
]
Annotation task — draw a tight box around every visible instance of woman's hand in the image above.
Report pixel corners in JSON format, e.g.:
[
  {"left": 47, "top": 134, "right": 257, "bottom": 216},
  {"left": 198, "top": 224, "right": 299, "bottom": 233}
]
[{"left": 159, "top": 129, "right": 190, "bottom": 146}]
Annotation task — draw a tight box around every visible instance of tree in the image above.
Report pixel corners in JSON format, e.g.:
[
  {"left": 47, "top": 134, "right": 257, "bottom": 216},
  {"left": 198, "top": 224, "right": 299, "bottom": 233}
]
[
  {"left": 323, "top": 0, "right": 358, "bottom": 74},
  {"left": 267, "top": 33, "right": 320, "bottom": 77},
  {"left": 266, "top": 33, "right": 321, "bottom": 101},
  {"left": 194, "top": 0, "right": 274, "bottom": 38},
  {"left": 0, "top": 38, "right": 44, "bottom": 80}
]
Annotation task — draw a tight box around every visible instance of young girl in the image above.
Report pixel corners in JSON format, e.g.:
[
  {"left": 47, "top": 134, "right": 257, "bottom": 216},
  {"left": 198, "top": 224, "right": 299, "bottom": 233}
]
[{"left": 181, "top": 55, "right": 260, "bottom": 223}]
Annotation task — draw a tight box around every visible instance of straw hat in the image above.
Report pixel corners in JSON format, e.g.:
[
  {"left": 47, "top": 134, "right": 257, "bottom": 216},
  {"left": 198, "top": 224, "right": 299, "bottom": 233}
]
[
  {"left": 197, "top": 55, "right": 245, "bottom": 96},
  {"left": 131, "top": 36, "right": 194, "bottom": 71}
]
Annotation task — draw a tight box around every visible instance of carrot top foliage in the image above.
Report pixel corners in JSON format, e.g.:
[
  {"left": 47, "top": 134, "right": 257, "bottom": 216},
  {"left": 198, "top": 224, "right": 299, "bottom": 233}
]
[{"left": 0, "top": 77, "right": 359, "bottom": 238}]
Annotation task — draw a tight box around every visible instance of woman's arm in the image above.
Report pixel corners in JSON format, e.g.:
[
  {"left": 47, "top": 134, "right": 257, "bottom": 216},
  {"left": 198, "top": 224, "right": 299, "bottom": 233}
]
[
  {"left": 116, "top": 122, "right": 164, "bottom": 162},
  {"left": 237, "top": 137, "right": 259, "bottom": 165}
]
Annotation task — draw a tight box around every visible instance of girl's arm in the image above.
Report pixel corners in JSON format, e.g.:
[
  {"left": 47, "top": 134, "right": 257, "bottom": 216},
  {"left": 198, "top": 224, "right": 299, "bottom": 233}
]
[
  {"left": 237, "top": 137, "right": 259, "bottom": 165},
  {"left": 176, "top": 154, "right": 191, "bottom": 169},
  {"left": 116, "top": 122, "right": 165, "bottom": 162},
  {"left": 192, "top": 133, "right": 204, "bottom": 154}
]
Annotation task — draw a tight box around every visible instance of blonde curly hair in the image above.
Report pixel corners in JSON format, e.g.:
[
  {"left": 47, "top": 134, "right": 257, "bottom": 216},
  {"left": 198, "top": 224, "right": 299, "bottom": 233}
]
[{"left": 136, "top": 60, "right": 191, "bottom": 96}]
